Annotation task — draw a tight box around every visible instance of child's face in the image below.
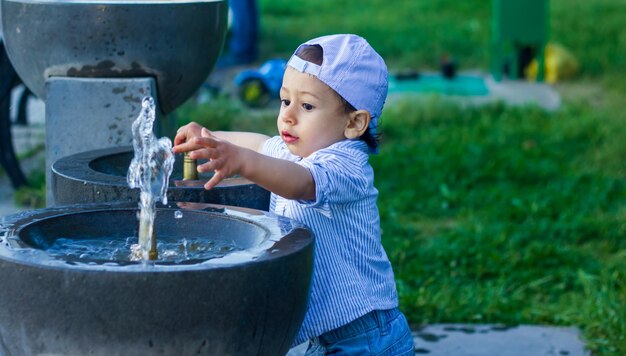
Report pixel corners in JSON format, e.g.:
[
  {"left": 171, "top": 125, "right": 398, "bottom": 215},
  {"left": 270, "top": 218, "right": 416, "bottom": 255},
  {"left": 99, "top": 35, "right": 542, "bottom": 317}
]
[{"left": 278, "top": 67, "right": 351, "bottom": 157}]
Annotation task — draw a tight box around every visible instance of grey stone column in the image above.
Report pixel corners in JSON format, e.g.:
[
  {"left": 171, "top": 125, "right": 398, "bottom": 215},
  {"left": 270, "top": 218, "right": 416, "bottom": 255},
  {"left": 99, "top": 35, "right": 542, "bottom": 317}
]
[{"left": 45, "top": 77, "right": 159, "bottom": 206}]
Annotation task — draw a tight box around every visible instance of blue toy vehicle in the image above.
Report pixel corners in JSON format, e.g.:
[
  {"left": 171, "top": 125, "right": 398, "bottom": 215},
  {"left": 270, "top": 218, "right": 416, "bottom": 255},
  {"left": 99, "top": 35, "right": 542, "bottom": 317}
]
[{"left": 234, "top": 58, "right": 286, "bottom": 108}]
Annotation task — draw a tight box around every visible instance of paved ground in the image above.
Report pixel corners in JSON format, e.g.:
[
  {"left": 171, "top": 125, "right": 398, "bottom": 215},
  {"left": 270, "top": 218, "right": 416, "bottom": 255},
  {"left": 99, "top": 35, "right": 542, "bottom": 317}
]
[
  {"left": 287, "top": 324, "right": 589, "bottom": 355},
  {"left": 1, "top": 82, "right": 589, "bottom": 355}
]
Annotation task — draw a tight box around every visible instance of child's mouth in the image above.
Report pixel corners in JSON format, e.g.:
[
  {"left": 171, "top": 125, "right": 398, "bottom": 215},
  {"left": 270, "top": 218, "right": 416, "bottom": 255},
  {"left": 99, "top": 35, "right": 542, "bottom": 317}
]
[{"left": 281, "top": 131, "right": 299, "bottom": 144}]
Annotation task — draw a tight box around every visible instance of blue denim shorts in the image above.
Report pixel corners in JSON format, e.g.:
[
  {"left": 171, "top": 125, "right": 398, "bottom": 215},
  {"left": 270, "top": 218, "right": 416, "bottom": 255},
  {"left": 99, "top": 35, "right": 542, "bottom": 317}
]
[{"left": 305, "top": 308, "right": 414, "bottom": 355}]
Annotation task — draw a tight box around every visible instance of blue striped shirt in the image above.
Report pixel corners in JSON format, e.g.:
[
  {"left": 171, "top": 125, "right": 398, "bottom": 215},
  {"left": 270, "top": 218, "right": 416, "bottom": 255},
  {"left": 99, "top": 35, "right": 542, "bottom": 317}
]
[{"left": 261, "top": 136, "right": 398, "bottom": 345}]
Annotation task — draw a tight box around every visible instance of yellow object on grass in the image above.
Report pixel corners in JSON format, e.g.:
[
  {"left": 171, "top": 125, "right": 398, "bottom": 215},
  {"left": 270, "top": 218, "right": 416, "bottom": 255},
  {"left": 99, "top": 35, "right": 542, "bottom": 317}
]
[{"left": 526, "top": 43, "right": 579, "bottom": 83}]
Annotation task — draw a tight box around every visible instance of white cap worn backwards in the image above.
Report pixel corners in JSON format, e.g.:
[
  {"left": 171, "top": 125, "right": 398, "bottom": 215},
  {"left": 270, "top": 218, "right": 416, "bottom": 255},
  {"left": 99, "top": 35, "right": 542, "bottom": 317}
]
[{"left": 287, "top": 34, "right": 388, "bottom": 150}]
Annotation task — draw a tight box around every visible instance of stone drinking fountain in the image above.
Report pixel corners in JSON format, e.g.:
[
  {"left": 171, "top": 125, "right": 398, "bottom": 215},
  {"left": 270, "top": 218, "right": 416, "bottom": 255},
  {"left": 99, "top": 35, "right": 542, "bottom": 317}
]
[{"left": 0, "top": 0, "right": 313, "bottom": 354}]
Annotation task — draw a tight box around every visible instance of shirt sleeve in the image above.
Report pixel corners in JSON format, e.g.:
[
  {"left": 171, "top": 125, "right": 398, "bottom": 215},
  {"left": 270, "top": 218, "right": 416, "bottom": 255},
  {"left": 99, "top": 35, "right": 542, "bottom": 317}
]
[{"left": 296, "top": 146, "right": 371, "bottom": 208}]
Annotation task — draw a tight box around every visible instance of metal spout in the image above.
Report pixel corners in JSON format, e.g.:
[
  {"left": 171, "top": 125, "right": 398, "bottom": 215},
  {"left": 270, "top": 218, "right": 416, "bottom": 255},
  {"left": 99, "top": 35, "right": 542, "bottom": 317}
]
[
  {"left": 149, "top": 229, "right": 158, "bottom": 261},
  {"left": 183, "top": 152, "right": 198, "bottom": 180}
]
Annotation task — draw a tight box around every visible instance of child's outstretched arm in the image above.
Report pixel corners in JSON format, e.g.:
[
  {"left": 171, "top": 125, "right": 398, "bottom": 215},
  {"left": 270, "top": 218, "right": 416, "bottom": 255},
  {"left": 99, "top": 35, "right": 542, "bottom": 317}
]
[
  {"left": 188, "top": 128, "right": 315, "bottom": 200},
  {"left": 173, "top": 122, "right": 269, "bottom": 153}
]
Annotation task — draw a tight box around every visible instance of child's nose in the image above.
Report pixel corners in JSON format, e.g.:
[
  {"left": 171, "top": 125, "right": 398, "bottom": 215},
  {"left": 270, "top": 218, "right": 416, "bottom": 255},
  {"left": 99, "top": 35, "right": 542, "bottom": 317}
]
[{"left": 280, "top": 107, "right": 296, "bottom": 125}]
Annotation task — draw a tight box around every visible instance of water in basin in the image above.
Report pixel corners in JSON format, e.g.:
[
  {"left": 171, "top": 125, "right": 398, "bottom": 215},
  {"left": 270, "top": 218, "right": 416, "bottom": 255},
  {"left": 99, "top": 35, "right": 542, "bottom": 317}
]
[{"left": 46, "top": 235, "right": 241, "bottom": 264}]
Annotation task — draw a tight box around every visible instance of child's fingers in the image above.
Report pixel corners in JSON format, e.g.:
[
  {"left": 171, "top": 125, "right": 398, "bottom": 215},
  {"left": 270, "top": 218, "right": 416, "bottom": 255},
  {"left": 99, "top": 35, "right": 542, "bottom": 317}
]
[
  {"left": 173, "top": 130, "right": 188, "bottom": 145},
  {"left": 173, "top": 125, "right": 194, "bottom": 145},
  {"left": 204, "top": 170, "right": 226, "bottom": 190},
  {"left": 197, "top": 157, "right": 217, "bottom": 173},
  {"left": 192, "top": 136, "right": 219, "bottom": 148},
  {"left": 173, "top": 122, "right": 203, "bottom": 145},
  {"left": 172, "top": 140, "right": 201, "bottom": 154}
]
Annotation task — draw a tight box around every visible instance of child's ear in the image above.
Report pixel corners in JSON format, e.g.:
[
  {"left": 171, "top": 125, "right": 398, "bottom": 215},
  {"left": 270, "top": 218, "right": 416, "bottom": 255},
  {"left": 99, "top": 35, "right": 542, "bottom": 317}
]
[{"left": 344, "top": 110, "right": 371, "bottom": 139}]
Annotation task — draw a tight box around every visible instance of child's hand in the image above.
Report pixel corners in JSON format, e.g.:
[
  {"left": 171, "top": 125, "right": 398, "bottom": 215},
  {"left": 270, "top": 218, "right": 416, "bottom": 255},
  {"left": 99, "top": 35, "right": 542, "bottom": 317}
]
[
  {"left": 172, "top": 122, "right": 211, "bottom": 154},
  {"left": 192, "top": 128, "right": 245, "bottom": 190}
]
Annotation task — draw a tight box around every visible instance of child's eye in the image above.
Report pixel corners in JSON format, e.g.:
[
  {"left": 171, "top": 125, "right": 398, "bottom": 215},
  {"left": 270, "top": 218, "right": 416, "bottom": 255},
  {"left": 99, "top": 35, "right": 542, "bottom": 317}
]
[
  {"left": 302, "top": 103, "right": 314, "bottom": 111},
  {"left": 281, "top": 99, "right": 291, "bottom": 106}
]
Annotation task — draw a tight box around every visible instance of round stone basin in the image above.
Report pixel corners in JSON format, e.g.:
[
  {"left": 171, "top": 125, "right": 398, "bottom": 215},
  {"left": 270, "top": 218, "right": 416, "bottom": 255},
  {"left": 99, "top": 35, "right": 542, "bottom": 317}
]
[
  {"left": 52, "top": 146, "right": 271, "bottom": 210},
  {"left": 0, "top": 202, "right": 313, "bottom": 355},
  {"left": 1, "top": 0, "right": 227, "bottom": 114}
]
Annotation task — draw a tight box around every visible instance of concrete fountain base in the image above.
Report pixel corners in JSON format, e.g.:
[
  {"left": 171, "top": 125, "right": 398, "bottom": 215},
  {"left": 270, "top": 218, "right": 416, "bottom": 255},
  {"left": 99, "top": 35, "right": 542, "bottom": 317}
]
[{"left": 0, "top": 202, "right": 313, "bottom": 355}]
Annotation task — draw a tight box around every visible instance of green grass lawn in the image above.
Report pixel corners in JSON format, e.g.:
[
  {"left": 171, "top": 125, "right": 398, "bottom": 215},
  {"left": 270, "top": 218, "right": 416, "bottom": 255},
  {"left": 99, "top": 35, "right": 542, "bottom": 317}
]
[{"left": 375, "top": 98, "right": 625, "bottom": 355}]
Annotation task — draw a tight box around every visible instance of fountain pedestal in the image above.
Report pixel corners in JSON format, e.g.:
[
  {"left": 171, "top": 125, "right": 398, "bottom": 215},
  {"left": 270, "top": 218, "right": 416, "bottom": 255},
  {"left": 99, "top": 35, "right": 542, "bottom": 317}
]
[
  {"left": 0, "top": 203, "right": 314, "bottom": 355},
  {"left": 46, "top": 77, "right": 159, "bottom": 204}
]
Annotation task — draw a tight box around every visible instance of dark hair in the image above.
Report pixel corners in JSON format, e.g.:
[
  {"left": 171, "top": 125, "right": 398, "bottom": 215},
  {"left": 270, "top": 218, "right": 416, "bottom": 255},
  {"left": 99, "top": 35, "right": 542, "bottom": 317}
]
[{"left": 295, "top": 45, "right": 380, "bottom": 151}]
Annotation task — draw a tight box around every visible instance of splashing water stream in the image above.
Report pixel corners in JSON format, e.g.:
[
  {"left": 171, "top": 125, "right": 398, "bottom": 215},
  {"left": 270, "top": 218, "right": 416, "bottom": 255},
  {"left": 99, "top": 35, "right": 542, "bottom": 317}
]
[{"left": 127, "top": 97, "right": 174, "bottom": 260}]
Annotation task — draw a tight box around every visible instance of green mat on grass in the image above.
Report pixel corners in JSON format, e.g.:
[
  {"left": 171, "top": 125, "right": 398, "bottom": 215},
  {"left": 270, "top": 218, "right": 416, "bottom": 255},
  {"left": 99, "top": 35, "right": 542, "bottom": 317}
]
[{"left": 389, "top": 73, "right": 489, "bottom": 96}]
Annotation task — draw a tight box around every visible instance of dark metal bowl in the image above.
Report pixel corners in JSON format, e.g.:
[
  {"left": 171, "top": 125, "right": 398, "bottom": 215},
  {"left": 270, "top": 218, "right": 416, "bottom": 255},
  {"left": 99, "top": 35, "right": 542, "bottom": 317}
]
[
  {"left": 1, "top": 0, "right": 227, "bottom": 113},
  {"left": 0, "top": 202, "right": 314, "bottom": 355},
  {"left": 52, "top": 146, "right": 271, "bottom": 210}
]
